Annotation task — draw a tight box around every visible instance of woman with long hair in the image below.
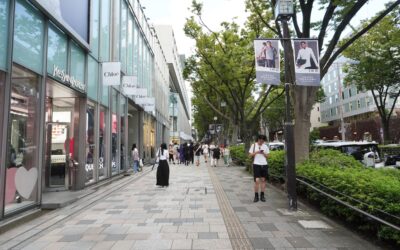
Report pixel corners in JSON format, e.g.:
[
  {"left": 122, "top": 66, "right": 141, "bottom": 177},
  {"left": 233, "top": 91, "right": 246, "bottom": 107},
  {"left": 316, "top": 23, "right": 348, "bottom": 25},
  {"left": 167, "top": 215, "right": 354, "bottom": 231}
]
[{"left": 156, "top": 143, "right": 170, "bottom": 187}]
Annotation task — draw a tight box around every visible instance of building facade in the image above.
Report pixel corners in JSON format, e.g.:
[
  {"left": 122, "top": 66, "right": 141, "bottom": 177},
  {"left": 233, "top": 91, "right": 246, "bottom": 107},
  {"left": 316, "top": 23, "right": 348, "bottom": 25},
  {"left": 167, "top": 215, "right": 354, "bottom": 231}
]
[
  {"left": 154, "top": 25, "right": 192, "bottom": 144},
  {"left": 0, "top": 0, "right": 187, "bottom": 220},
  {"left": 319, "top": 56, "right": 400, "bottom": 141}
]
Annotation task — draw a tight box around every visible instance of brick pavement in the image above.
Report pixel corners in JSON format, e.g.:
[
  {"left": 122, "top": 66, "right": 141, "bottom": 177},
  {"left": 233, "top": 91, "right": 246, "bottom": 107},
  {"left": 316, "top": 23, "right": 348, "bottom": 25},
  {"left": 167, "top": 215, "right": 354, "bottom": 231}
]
[{"left": 0, "top": 159, "right": 384, "bottom": 250}]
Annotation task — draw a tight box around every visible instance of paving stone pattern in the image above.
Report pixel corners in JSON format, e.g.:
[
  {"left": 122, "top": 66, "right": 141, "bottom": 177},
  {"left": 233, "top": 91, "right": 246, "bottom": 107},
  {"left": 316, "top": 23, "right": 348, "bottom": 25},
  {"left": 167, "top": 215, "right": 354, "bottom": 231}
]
[
  {"left": 213, "top": 166, "right": 382, "bottom": 250},
  {"left": 0, "top": 160, "right": 384, "bottom": 250}
]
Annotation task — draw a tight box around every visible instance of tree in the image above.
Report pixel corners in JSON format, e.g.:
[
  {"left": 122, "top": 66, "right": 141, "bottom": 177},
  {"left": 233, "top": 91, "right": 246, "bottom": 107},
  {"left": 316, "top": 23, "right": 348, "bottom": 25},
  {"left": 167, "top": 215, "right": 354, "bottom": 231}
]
[
  {"left": 246, "top": 0, "right": 400, "bottom": 162},
  {"left": 342, "top": 13, "right": 400, "bottom": 144},
  {"left": 184, "top": 1, "right": 284, "bottom": 147}
]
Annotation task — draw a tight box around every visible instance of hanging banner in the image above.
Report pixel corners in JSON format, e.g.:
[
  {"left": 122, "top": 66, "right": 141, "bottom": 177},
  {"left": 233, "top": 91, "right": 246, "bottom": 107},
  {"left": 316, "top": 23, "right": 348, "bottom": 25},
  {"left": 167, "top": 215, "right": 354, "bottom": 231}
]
[
  {"left": 102, "top": 62, "right": 121, "bottom": 86},
  {"left": 293, "top": 39, "right": 320, "bottom": 86},
  {"left": 136, "top": 97, "right": 155, "bottom": 113},
  {"left": 122, "top": 76, "right": 138, "bottom": 95},
  {"left": 254, "top": 39, "right": 280, "bottom": 85},
  {"left": 132, "top": 88, "right": 148, "bottom": 99}
]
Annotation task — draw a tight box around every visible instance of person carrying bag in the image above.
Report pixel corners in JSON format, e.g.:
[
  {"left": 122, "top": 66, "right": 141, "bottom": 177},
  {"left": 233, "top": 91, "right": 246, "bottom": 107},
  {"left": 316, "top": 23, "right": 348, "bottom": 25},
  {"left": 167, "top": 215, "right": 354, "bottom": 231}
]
[
  {"left": 249, "top": 135, "right": 270, "bottom": 202},
  {"left": 156, "top": 143, "right": 169, "bottom": 187}
]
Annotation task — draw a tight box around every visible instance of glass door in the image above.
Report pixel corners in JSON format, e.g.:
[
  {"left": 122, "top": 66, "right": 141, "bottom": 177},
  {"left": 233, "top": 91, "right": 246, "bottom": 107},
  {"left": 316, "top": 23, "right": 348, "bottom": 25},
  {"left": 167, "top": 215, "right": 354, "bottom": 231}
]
[{"left": 45, "top": 122, "right": 70, "bottom": 189}]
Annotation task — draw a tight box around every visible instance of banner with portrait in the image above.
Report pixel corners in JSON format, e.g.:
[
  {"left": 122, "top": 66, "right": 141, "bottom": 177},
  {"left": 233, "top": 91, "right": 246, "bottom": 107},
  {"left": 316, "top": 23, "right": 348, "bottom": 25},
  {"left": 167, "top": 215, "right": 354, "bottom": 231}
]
[
  {"left": 254, "top": 39, "right": 280, "bottom": 85},
  {"left": 292, "top": 39, "right": 320, "bottom": 86}
]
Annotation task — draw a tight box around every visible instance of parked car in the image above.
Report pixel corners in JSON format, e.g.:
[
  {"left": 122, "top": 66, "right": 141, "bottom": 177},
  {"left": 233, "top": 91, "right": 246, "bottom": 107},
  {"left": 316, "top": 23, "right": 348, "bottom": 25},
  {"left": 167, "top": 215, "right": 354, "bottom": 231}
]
[
  {"left": 268, "top": 141, "right": 285, "bottom": 151},
  {"left": 314, "top": 141, "right": 384, "bottom": 168}
]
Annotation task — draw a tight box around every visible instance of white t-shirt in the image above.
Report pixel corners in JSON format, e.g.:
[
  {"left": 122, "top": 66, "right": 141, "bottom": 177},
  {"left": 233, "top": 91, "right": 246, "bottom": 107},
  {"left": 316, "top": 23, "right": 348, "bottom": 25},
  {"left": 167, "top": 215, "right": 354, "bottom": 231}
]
[
  {"left": 249, "top": 143, "right": 269, "bottom": 165},
  {"left": 156, "top": 148, "right": 169, "bottom": 160},
  {"left": 202, "top": 145, "right": 209, "bottom": 154}
]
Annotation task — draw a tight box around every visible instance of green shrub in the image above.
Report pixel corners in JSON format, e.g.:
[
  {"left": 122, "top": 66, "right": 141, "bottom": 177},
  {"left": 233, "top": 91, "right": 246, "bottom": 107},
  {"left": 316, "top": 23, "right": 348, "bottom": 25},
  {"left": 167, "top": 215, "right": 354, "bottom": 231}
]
[
  {"left": 297, "top": 150, "right": 400, "bottom": 245},
  {"left": 267, "top": 150, "right": 285, "bottom": 181},
  {"left": 229, "top": 145, "right": 252, "bottom": 171}
]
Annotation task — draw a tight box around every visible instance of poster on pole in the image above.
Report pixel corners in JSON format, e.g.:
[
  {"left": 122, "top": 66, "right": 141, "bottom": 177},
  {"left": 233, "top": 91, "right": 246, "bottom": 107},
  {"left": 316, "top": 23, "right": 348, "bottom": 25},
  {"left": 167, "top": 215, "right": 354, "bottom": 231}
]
[
  {"left": 102, "top": 62, "right": 121, "bottom": 86},
  {"left": 254, "top": 39, "right": 280, "bottom": 85},
  {"left": 293, "top": 39, "right": 320, "bottom": 86}
]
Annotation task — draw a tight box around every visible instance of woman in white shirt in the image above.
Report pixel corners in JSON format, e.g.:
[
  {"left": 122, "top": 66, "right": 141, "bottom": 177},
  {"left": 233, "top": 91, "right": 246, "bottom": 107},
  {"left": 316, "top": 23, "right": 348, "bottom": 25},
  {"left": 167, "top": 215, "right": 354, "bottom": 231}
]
[{"left": 156, "top": 143, "right": 170, "bottom": 187}]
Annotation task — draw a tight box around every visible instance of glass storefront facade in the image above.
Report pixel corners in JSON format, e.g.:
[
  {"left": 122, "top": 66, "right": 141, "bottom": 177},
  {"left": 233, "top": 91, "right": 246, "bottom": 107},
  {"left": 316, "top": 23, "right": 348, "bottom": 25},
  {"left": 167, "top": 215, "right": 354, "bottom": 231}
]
[
  {"left": 5, "top": 65, "right": 40, "bottom": 215},
  {"left": 0, "top": 0, "right": 170, "bottom": 220}
]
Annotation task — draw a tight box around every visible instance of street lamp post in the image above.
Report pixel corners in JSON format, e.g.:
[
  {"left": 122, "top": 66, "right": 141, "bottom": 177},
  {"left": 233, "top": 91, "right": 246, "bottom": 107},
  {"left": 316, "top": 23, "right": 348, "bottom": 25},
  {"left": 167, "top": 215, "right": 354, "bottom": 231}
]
[
  {"left": 275, "top": 0, "right": 297, "bottom": 210},
  {"left": 213, "top": 116, "right": 218, "bottom": 144}
]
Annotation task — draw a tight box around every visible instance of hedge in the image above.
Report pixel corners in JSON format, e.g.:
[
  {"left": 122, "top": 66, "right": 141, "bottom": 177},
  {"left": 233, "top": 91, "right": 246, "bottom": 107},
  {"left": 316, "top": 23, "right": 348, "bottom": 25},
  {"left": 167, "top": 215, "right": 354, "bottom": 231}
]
[
  {"left": 297, "top": 150, "right": 400, "bottom": 245},
  {"left": 230, "top": 145, "right": 400, "bottom": 245}
]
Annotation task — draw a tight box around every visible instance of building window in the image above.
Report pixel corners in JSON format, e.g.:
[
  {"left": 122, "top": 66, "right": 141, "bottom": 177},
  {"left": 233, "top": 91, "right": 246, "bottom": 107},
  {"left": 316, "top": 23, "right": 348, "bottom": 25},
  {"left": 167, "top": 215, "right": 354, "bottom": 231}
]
[
  {"left": 90, "top": 0, "right": 100, "bottom": 58},
  {"left": 348, "top": 88, "right": 352, "bottom": 98},
  {"left": 0, "top": 0, "right": 9, "bottom": 70},
  {"left": 318, "top": 117, "right": 320, "bottom": 122},
  {"left": 350, "top": 102, "right": 353, "bottom": 111},
  {"left": 70, "top": 42, "right": 85, "bottom": 85},
  {"left": 86, "top": 103, "right": 95, "bottom": 184},
  {"left": 13, "top": 0, "right": 44, "bottom": 74},
  {"left": 99, "top": 105, "right": 107, "bottom": 179},
  {"left": 100, "top": 0, "right": 110, "bottom": 61},
  {"left": 47, "top": 23, "right": 68, "bottom": 75},
  {"left": 5, "top": 65, "right": 40, "bottom": 214},
  {"left": 120, "top": 0, "right": 127, "bottom": 72},
  {"left": 357, "top": 100, "right": 361, "bottom": 109},
  {"left": 87, "top": 56, "right": 98, "bottom": 100}
]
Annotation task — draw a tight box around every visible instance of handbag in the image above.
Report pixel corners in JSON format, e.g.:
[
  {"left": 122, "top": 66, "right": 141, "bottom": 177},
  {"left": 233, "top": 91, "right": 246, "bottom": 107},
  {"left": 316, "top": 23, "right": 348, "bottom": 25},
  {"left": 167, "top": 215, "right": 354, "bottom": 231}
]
[
  {"left": 139, "top": 159, "right": 143, "bottom": 167},
  {"left": 297, "top": 58, "right": 306, "bottom": 66},
  {"left": 152, "top": 148, "right": 160, "bottom": 171}
]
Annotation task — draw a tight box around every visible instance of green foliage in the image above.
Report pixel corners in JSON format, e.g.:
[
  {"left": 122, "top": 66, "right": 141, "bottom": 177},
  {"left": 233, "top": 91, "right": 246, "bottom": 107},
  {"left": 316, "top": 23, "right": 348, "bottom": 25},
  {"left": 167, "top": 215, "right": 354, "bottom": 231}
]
[
  {"left": 297, "top": 150, "right": 400, "bottom": 245},
  {"left": 309, "top": 128, "right": 320, "bottom": 145},
  {"left": 267, "top": 150, "right": 285, "bottom": 181},
  {"left": 229, "top": 145, "right": 252, "bottom": 170}
]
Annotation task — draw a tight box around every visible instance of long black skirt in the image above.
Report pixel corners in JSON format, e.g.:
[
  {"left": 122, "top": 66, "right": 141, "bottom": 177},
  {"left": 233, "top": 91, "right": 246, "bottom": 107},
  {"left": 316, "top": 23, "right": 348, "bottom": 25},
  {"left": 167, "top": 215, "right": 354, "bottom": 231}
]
[{"left": 156, "top": 160, "right": 169, "bottom": 186}]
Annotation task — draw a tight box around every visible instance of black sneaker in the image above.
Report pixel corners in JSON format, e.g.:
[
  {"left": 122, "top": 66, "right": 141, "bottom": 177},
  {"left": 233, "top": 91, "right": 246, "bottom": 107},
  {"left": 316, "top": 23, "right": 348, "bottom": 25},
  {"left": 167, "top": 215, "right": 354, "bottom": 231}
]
[{"left": 253, "top": 196, "right": 259, "bottom": 202}]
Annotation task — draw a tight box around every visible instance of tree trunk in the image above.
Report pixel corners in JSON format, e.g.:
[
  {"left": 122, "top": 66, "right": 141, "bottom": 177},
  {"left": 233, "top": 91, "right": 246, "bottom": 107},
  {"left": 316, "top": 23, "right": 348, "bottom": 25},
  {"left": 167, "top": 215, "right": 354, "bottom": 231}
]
[
  {"left": 230, "top": 123, "right": 239, "bottom": 146},
  {"left": 293, "top": 86, "right": 318, "bottom": 163},
  {"left": 381, "top": 117, "right": 391, "bottom": 145}
]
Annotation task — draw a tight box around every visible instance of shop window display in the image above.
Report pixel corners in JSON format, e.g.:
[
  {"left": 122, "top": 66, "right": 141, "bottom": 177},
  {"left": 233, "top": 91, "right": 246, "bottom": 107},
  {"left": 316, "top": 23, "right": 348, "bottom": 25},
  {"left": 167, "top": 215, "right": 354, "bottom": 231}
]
[
  {"left": 5, "top": 65, "right": 40, "bottom": 214},
  {"left": 85, "top": 105, "right": 95, "bottom": 184},
  {"left": 99, "top": 106, "right": 107, "bottom": 179}
]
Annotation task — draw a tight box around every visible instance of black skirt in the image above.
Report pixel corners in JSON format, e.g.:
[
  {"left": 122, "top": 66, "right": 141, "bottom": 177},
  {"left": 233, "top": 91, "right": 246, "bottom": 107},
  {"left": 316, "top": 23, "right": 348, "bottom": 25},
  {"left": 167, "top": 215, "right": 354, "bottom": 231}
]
[{"left": 156, "top": 159, "right": 169, "bottom": 186}]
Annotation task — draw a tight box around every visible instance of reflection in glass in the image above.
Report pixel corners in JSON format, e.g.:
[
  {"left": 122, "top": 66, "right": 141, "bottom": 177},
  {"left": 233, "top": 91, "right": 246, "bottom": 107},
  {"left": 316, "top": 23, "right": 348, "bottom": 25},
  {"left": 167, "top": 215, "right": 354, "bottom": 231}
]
[
  {"left": 120, "top": 97, "right": 126, "bottom": 171},
  {"left": 13, "top": 0, "right": 44, "bottom": 74},
  {"left": 100, "top": 0, "right": 110, "bottom": 61},
  {"left": 5, "top": 65, "right": 40, "bottom": 214},
  {"left": 90, "top": 0, "right": 100, "bottom": 58},
  {"left": 127, "top": 14, "right": 133, "bottom": 75},
  {"left": 120, "top": 1, "right": 127, "bottom": 72},
  {"left": 86, "top": 105, "right": 95, "bottom": 183},
  {"left": 70, "top": 42, "right": 85, "bottom": 84},
  {"left": 47, "top": 24, "right": 67, "bottom": 75},
  {"left": 87, "top": 56, "right": 98, "bottom": 100},
  {"left": 99, "top": 106, "right": 107, "bottom": 179},
  {"left": 111, "top": 90, "right": 119, "bottom": 175},
  {"left": 0, "top": 0, "right": 9, "bottom": 70}
]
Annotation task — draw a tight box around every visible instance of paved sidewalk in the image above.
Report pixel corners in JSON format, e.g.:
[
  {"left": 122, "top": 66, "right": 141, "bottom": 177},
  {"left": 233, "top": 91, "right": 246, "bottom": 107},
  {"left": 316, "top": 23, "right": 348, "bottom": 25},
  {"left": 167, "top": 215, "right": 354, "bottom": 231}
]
[
  {"left": 212, "top": 166, "right": 382, "bottom": 250},
  {"left": 0, "top": 160, "right": 383, "bottom": 250}
]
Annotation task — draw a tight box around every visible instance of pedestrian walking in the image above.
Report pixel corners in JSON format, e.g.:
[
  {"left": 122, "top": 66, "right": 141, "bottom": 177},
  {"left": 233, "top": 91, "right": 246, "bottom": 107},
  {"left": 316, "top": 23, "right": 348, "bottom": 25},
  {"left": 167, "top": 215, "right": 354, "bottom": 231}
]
[
  {"left": 156, "top": 143, "right": 169, "bottom": 187},
  {"left": 202, "top": 144, "right": 209, "bottom": 163},
  {"left": 194, "top": 143, "right": 202, "bottom": 166},
  {"left": 168, "top": 144, "right": 175, "bottom": 164},
  {"left": 179, "top": 143, "right": 185, "bottom": 164},
  {"left": 184, "top": 143, "right": 191, "bottom": 166},
  {"left": 211, "top": 145, "right": 221, "bottom": 167},
  {"left": 173, "top": 143, "right": 179, "bottom": 163},
  {"left": 223, "top": 144, "right": 231, "bottom": 166},
  {"left": 131, "top": 143, "right": 140, "bottom": 173},
  {"left": 189, "top": 142, "right": 194, "bottom": 165},
  {"left": 249, "top": 135, "right": 269, "bottom": 202}
]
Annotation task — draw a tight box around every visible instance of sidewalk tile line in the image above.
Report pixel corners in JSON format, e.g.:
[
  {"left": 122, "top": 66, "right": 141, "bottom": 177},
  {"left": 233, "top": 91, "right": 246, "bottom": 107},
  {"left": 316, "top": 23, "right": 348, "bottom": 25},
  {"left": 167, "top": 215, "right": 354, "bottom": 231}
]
[{"left": 207, "top": 166, "right": 253, "bottom": 250}]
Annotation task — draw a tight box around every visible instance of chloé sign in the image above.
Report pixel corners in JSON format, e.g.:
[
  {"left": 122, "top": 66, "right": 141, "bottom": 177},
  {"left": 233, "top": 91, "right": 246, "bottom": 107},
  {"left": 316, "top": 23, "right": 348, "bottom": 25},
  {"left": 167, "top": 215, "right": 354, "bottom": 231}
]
[
  {"left": 52, "top": 65, "right": 86, "bottom": 92},
  {"left": 102, "top": 62, "right": 121, "bottom": 86}
]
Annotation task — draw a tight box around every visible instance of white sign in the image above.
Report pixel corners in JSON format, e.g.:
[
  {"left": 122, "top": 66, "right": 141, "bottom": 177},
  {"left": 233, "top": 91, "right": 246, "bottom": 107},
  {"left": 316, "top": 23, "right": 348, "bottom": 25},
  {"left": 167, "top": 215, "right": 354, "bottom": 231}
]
[
  {"left": 293, "top": 39, "right": 320, "bottom": 86},
  {"left": 135, "top": 97, "right": 155, "bottom": 105},
  {"left": 254, "top": 39, "right": 281, "bottom": 85},
  {"left": 122, "top": 76, "right": 138, "bottom": 95},
  {"left": 52, "top": 65, "right": 86, "bottom": 92},
  {"left": 102, "top": 62, "right": 121, "bottom": 86},
  {"left": 132, "top": 88, "right": 148, "bottom": 99}
]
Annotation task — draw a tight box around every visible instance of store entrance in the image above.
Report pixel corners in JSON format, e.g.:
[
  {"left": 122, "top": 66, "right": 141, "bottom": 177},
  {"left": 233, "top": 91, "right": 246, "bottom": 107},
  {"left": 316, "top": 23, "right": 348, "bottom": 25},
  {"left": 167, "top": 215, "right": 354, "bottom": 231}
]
[{"left": 44, "top": 80, "right": 81, "bottom": 190}]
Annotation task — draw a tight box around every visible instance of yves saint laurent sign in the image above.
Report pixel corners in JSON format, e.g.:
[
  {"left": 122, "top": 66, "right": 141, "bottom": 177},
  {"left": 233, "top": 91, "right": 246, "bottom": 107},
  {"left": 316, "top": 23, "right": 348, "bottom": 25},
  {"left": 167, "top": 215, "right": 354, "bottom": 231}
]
[
  {"left": 52, "top": 65, "right": 86, "bottom": 92},
  {"left": 102, "top": 62, "right": 121, "bottom": 86}
]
